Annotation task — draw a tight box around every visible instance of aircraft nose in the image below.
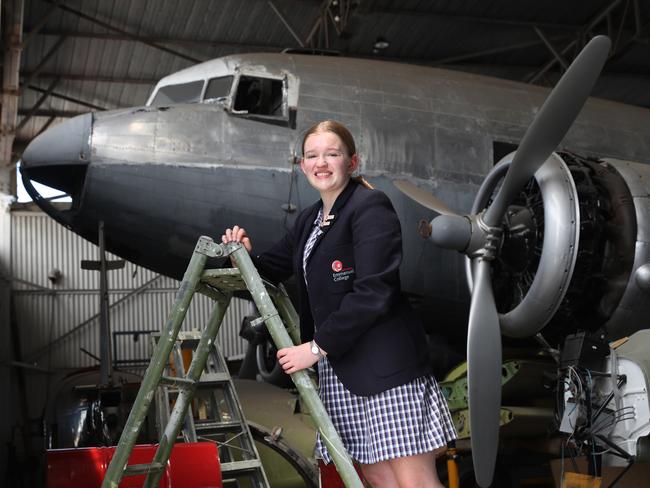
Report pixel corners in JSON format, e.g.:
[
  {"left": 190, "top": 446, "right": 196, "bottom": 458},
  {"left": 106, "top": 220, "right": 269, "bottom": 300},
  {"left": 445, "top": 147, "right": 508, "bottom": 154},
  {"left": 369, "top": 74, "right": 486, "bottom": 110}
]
[
  {"left": 21, "top": 112, "right": 92, "bottom": 201},
  {"left": 22, "top": 112, "right": 92, "bottom": 169}
]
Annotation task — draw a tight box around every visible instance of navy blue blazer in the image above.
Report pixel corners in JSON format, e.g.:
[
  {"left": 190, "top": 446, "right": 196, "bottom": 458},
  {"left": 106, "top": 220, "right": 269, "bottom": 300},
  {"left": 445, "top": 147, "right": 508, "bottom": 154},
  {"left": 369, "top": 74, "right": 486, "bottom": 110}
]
[{"left": 254, "top": 180, "right": 432, "bottom": 396}]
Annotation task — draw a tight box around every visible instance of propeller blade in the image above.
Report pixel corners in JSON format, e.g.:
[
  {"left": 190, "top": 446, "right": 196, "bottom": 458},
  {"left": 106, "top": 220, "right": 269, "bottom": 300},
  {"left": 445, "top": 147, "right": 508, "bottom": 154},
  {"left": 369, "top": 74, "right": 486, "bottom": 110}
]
[
  {"left": 393, "top": 180, "right": 459, "bottom": 216},
  {"left": 484, "top": 35, "right": 611, "bottom": 227},
  {"left": 467, "top": 259, "right": 502, "bottom": 487}
]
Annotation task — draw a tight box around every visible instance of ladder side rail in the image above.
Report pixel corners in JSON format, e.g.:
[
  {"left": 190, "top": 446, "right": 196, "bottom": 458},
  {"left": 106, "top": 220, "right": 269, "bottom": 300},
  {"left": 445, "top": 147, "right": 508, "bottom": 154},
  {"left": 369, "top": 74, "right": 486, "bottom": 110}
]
[
  {"left": 102, "top": 237, "right": 220, "bottom": 488},
  {"left": 228, "top": 242, "right": 364, "bottom": 488},
  {"left": 152, "top": 337, "right": 198, "bottom": 442},
  {"left": 268, "top": 284, "right": 301, "bottom": 345},
  {"left": 154, "top": 381, "right": 170, "bottom": 442},
  {"left": 204, "top": 342, "right": 271, "bottom": 487},
  {"left": 171, "top": 343, "right": 198, "bottom": 443},
  {"left": 215, "top": 350, "right": 265, "bottom": 464},
  {"left": 143, "top": 293, "right": 233, "bottom": 488}
]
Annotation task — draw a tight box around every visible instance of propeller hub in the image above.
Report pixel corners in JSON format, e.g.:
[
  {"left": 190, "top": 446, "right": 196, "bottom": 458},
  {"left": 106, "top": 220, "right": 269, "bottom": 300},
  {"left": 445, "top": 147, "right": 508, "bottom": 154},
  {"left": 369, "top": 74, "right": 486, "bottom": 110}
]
[
  {"left": 430, "top": 214, "right": 471, "bottom": 251},
  {"left": 465, "top": 212, "right": 503, "bottom": 261}
]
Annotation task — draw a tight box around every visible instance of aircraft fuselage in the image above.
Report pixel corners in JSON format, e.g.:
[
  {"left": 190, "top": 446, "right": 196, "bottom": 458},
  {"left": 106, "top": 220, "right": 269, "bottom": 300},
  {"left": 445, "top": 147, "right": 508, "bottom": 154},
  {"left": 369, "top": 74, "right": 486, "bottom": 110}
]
[{"left": 21, "top": 53, "right": 650, "bottom": 345}]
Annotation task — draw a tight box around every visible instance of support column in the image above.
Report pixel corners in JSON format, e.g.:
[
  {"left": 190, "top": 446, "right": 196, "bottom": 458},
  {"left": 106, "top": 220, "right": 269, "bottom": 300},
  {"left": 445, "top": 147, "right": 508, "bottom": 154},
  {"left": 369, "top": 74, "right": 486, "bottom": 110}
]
[
  {"left": 0, "top": 197, "right": 14, "bottom": 485},
  {"left": 1, "top": 0, "right": 24, "bottom": 195},
  {"left": 0, "top": 5, "right": 21, "bottom": 479}
]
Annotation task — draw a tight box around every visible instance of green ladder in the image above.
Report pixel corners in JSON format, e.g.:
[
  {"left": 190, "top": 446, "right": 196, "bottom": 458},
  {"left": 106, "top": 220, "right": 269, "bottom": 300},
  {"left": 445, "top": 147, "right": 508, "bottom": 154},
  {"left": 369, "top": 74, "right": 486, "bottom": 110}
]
[
  {"left": 101, "top": 236, "right": 363, "bottom": 488},
  {"left": 153, "top": 330, "right": 268, "bottom": 486}
]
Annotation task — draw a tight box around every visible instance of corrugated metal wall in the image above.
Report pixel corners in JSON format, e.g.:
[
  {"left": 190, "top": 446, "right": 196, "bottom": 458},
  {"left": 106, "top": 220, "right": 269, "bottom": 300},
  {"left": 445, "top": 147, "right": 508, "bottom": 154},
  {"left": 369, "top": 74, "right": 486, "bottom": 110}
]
[{"left": 11, "top": 209, "right": 249, "bottom": 371}]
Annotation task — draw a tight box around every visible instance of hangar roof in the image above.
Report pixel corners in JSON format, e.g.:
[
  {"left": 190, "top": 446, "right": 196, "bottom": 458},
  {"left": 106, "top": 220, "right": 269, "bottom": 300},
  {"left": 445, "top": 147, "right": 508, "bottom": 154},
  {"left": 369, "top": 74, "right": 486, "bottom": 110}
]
[{"left": 9, "top": 0, "right": 650, "bottom": 154}]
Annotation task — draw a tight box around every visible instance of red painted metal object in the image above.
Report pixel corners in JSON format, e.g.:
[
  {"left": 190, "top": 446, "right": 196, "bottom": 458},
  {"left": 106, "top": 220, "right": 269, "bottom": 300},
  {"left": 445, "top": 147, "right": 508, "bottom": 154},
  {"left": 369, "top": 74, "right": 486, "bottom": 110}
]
[
  {"left": 318, "top": 459, "right": 366, "bottom": 488},
  {"left": 47, "top": 443, "right": 221, "bottom": 488}
]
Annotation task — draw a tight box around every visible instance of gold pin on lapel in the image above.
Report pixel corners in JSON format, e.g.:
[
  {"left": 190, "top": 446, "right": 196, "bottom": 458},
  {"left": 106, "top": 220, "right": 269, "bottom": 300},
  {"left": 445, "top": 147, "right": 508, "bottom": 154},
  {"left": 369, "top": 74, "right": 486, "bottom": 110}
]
[{"left": 321, "top": 214, "right": 335, "bottom": 227}]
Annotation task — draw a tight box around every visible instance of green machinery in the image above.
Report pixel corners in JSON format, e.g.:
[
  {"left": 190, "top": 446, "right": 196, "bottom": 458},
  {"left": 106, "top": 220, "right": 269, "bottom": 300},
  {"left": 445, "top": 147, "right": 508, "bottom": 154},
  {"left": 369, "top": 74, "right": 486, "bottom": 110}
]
[
  {"left": 101, "top": 236, "right": 364, "bottom": 488},
  {"left": 440, "top": 359, "right": 555, "bottom": 439}
]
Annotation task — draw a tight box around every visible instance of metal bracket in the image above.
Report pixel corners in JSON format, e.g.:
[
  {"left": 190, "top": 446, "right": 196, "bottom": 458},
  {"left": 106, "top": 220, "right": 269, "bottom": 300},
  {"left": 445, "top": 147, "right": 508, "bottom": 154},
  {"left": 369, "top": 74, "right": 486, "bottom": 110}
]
[
  {"left": 467, "top": 211, "right": 503, "bottom": 261},
  {"left": 194, "top": 236, "right": 225, "bottom": 257},
  {"left": 250, "top": 312, "right": 279, "bottom": 329}
]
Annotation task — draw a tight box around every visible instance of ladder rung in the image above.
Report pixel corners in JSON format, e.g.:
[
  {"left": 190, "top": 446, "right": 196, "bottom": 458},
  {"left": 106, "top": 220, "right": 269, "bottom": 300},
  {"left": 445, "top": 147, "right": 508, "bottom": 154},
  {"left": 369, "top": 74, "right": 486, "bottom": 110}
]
[
  {"left": 123, "top": 462, "right": 165, "bottom": 476},
  {"left": 198, "top": 372, "right": 230, "bottom": 383},
  {"left": 220, "top": 459, "right": 264, "bottom": 474},
  {"left": 160, "top": 375, "right": 196, "bottom": 388},
  {"left": 200, "top": 269, "right": 246, "bottom": 292},
  {"left": 202, "top": 268, "right": 242, "bottom": 279},
  {"left": 194, "top": 420, "right": 244, "bottom": 432}
]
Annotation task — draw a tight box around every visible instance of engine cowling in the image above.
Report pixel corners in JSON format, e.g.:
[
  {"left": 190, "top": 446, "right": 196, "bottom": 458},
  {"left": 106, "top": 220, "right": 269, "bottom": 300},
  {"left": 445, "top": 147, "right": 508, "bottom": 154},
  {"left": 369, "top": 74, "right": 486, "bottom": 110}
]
[
  {"left": 474, "top": 153, "right": 648, "bottom": 344},
  {"left": 600, "top": 158, "right": 650, "bottom": 340}
]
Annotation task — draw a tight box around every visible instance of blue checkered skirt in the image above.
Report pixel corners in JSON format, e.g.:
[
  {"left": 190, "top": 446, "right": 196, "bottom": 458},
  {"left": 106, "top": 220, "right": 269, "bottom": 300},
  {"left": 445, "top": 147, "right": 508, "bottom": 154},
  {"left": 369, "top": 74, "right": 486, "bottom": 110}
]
[{"left": 315, "top": 358, "right": 457, "bottom": 465}]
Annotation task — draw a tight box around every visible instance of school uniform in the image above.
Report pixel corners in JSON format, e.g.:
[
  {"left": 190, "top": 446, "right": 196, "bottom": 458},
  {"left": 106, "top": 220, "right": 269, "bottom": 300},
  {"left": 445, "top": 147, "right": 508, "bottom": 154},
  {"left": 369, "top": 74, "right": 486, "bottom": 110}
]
[{"left": 254, "top": 180, "right": 456, "bottom": 463}]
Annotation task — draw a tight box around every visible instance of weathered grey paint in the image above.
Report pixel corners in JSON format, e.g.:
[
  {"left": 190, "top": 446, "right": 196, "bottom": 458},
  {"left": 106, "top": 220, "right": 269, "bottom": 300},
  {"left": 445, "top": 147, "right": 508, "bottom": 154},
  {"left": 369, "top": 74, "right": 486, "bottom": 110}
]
[{"left": 19, "top": 52, "right": 650, "bottom": 347}]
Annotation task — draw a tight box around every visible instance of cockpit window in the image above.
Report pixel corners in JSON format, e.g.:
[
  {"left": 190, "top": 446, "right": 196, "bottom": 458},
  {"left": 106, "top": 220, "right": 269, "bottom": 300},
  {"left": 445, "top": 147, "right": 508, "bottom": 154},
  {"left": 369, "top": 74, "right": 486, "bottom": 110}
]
[
  {"left": 204, "top": 76, "right": 233, "bottom": 102},
  {"left": 233, "top": 76, "right": 284, "bottom": 116},
  {"left": 150, "top": 80, "right": 204, "bottom": 106}
]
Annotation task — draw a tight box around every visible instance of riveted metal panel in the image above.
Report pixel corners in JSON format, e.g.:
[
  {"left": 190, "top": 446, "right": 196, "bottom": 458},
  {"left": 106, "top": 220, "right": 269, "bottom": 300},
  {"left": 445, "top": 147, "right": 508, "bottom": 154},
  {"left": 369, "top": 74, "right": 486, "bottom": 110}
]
[
  {"left": 607, "top": 160, "right": 650, "bottom": 243},
  {"left": 607, "top": 159, "right": 650, "bottom": 198},
  {"left": 634, "top": 197, "right": 650, "bottom": 244},
  {"left": 605, "top": 241, "right": 650, "bottom": 339}
]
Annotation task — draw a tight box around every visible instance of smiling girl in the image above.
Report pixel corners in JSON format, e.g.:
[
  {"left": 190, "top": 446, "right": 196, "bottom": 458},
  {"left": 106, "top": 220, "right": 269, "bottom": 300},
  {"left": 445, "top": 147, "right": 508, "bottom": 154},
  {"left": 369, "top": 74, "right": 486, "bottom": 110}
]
[{"left": 222, "top": 120, "right": 456, "bottom": 487}]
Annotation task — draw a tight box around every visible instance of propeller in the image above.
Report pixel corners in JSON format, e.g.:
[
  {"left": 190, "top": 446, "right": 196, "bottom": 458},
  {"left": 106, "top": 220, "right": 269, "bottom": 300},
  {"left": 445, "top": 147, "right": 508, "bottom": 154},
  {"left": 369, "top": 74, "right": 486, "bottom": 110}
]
[
  {"left": 395, "top": 35, "right": 610, "bottom": 487},
  {"left": 393, "top": 180, "right": 458, "bottom": 216}
]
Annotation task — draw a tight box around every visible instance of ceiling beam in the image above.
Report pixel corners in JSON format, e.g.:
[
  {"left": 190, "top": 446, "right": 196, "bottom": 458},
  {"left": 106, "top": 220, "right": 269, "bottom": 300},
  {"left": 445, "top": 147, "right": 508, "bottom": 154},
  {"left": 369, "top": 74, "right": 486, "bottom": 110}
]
[
  {"left": 1, "top": 0, "right": 25, "bottom": 182},
  {"left": 21, "top": 35, "right": 67, "bottom": 89},
  {"left": 44, "top": 0, "right": 204, "bottom": 63},
  {"left": 19, "top": 3, "right": 59, "bottom": 49},
  {"left": 21, "top": 71, "right": 157, "bottom": 85},
  {"left": 526, "top": 0, "right": 625, "bottom": 84},
  {"left": 29, "top": 28, "right": 284, "bottom": 52},
  {"left": 534, "top": 27, "right": 569, "bottom": 70},
  {"left": 608, "top": 19, "right": 650, "bottom": 62},
  {"left": 16, "top": 78, "right": 60, "bottom": 131},
  {"left": 25, "top": 84, "right": 108, "bottom": 111},
  {"left": 429, "top": 35, "right": 571, "bottom": 65},
  {"left": 305, "top": 0, "right": 333, "bottom": 47},
  {"left": 305, "top": 0, "right": 358, "bottom": 48},
  {"left": 17, "top": 109, "right": 85, "bottom": 118},
  {"left": 268, "top": 0, "right": 306, "bottom": 47},
  {"left": 367, "top": 7, "right": 584, "bottom": 31}
]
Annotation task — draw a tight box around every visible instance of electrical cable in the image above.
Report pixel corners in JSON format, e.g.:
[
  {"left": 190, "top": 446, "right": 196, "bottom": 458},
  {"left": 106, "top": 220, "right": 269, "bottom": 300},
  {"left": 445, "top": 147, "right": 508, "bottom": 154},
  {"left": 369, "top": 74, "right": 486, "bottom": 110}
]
[
  {"left": 591, "top": 408, "right": 636, "bottom": 436},
  {"left": 560, "top": 442, "right": 564, "bottom": 486},
  {"left": 585, "top": 368, "right": 600, "bottom": 476}
]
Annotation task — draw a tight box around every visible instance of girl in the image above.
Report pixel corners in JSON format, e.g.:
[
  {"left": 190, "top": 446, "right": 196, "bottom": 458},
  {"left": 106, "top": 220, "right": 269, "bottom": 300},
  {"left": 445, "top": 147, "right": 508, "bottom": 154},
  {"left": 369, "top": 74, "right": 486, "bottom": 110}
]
[{"left": 222, "top": 120, "right": 456, "bottom": 487}]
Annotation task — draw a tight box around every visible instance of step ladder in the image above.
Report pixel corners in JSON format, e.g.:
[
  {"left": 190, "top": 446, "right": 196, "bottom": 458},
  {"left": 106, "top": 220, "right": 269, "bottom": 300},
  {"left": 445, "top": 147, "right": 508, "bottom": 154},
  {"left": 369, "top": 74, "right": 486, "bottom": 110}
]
[
  {"left": 101, "top": 236, "right": 363, "bottom": 488},
  {"left": 154, "top": 330, "right": 268, "bottom": 486}
]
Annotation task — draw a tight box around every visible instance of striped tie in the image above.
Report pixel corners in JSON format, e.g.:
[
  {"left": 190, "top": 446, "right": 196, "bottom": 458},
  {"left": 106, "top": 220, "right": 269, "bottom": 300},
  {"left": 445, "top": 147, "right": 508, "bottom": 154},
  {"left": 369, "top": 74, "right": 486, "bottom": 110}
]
[{"left": 302, "top": 208, "right": 323, "bottom": 284}]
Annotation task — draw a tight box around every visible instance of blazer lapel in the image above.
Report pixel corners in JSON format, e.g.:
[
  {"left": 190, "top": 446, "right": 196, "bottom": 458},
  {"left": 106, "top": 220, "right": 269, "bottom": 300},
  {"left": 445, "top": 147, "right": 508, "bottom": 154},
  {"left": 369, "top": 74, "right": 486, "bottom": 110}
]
[{"left": 305, "top": 181, "right": 359, "bottom": 272}]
